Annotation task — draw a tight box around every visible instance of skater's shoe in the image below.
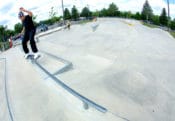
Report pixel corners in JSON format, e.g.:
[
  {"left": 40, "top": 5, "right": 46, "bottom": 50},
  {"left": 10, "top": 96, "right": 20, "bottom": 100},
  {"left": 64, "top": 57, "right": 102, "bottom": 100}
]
[
  {"left": 33, "top": 52, "right": 40, "bottom": 59},
  {"left": 24, "top": 53, "right": 30, "bottom": 59}
]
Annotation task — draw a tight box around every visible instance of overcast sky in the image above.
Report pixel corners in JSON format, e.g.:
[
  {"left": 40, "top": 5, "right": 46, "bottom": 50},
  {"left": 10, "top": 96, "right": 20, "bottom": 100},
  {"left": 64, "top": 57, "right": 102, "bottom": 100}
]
[{"left": 0, "top": 0, "right": 175, "bottom": 30}]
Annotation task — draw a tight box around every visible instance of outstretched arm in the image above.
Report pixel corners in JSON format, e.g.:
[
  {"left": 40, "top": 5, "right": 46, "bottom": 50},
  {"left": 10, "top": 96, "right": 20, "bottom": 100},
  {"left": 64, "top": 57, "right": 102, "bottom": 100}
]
[{"left": 20, "top": 7, "right": 33, "bottom": 17}]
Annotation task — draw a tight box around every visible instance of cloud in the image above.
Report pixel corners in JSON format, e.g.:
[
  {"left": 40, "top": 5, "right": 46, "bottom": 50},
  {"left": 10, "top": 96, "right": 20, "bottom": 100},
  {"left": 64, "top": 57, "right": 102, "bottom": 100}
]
[
  {"left": 0, "top": 20, "right": 9, "bottom": 25},
  {"left": 0, "top": 2, "right": 14, "bottom": 13}
]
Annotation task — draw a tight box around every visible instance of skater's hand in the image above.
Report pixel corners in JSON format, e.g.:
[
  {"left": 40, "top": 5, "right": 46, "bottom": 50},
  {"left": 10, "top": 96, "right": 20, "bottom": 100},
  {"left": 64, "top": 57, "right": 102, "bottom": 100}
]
[
  {"left": 20, "top": 7, "right": 25, "bottom": 12},
  {"left": 20, "top": 7, "right": 33, "bottom": 17}
]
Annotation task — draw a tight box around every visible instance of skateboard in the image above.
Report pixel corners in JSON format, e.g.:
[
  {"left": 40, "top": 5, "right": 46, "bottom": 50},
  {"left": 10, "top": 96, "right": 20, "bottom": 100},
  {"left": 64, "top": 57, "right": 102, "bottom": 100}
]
[{"left": 26, "top": 54, "right": 41, "bottom": 61}]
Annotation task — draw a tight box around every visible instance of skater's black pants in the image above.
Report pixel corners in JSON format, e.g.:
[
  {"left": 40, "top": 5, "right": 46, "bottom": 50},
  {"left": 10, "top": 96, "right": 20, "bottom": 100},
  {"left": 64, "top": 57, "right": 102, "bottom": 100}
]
[{"left": 22, "top": 29, "right": 38, "bottom": 54}]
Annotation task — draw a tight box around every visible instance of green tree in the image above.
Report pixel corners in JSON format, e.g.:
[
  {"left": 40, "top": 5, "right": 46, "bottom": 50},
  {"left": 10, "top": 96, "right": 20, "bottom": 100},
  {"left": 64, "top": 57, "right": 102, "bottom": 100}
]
[
  {"left": 159, "top": 8, "right": 168, "bottom": 26},
  {"left": 0, "top": 26, "right": 6, "bottom": 42},
  {"left": 50, "top": 16, "right": 60, "bottom": 24},
  {"left": 152, "top": 15, "right": 160, "bottom": 25},
  {"left": 141, "top": 0, "right": 153, "bottom": 21},
  {"left": 64, "top": 8, "right": 71, "bottom": 20},
  {"left": 14, "top": 23, "right": 23, "bottom": 34},
  {"left": 5, "top": 29, "right": 15, "bottom": 38},
  {"left": 49, "top": 7, "right": 57, "bottom": 19},
  {"left": 71, "top": 5, "right": 79, "bottom": 20},
  {"left": 39, "top": 16, "right": 60, "bottom": 25},
  {"left": 81, "top": 7, "right": 91, "bottom": 18},
  {"left": 99, "top": 8, "right": 108, "bottom": 17},
  {"left": 92, "top": 10, "right": 100, "bottom": 17},
  {"left": 134, "top": 12, "right": 141, "bottom": 20},
  {"left": 47, "top": 7, "right": 60, "bottom": 25},
  {"left": 32, "top": 15, "right": 38, "bottom": 26},
  {"left": 170, "top": 19, "right": 175, "bottom": 30},
  {"left": 119, "top": 11, "right": 132, "bottom": 18},
  {"left": 107, "top": 3, "right": 119, "bottom": 16},
  {"left": 126, "top": 11, "right": 132, "bottom": 18},
  {"left": 0, "top": 25, "right": 14, "bottom": 50},
  {"left": 0, "top": 26, "right": 6, "bottom": 50},
  {"left": 119, "top": 11, "right": 127, "bottom": 18}
]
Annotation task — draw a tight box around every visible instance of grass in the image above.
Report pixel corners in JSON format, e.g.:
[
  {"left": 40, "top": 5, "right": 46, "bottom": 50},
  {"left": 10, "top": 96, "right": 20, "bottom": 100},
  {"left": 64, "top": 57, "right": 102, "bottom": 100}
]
[
  {"left": 142, "top": 22, "right": 159, "bottom": 28},
  {"left": 79, "top": 20, "right": 91, "bottom": 25},
  {"left": 169, "top": 31, "right": 175, "bottom": 38},
  {"left": 142, "top": 22, "right": 175, "bottom": 39}
]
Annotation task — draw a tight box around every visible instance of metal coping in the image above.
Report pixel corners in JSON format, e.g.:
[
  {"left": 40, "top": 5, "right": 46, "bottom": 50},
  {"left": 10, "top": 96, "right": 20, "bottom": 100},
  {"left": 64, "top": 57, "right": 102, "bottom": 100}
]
[
  {"left": 0, "top": 58, "right": 14, "bottom": 121},
  {"left": 41, "top": 51, "right": 73, "bottom": 76},
  {"left": 34, "top": 60, "right": 107, "bottom": 113}
]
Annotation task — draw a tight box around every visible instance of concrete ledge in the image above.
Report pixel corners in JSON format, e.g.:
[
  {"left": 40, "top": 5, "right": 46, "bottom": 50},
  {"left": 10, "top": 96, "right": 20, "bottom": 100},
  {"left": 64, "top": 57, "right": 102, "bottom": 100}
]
[{"left": 35, "top": 26, "right": 64, "bottom": 40}]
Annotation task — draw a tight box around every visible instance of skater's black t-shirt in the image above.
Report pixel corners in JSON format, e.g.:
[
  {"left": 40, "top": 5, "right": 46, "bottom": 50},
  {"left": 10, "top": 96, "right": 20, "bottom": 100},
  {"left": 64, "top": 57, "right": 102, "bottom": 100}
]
[{"left": 23, "top": 15, "right": 35, "bottom": 32}]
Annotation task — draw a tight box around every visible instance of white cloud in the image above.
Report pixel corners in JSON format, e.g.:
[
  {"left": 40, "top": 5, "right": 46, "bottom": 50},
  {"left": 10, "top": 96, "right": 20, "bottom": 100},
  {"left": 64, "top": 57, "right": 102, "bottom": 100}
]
[{"left": 0, "top": 0, "right": 174, "bottom": 29}]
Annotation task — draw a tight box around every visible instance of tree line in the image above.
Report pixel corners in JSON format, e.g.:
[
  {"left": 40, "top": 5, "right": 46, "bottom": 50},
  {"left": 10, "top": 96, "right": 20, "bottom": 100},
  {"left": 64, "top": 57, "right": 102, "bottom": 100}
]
[
  {"left": 59, "top": 1, "right": 175, "bottom": 30},
  {"left": 1, "top": 0, "right": 175, "bottom": 43}
]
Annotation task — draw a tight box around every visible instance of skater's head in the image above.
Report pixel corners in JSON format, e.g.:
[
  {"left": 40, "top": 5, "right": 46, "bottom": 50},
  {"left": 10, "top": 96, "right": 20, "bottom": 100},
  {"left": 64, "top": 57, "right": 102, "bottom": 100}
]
[{"left": 18, "top": 11, "right": 25, "bottom": 21}]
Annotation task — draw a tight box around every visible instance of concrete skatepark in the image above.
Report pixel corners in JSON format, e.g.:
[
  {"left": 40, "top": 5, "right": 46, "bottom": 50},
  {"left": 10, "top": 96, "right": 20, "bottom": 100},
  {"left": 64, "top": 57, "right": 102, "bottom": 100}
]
[{"left": 0, "top": 18, "right": 175, "bottom": 121}]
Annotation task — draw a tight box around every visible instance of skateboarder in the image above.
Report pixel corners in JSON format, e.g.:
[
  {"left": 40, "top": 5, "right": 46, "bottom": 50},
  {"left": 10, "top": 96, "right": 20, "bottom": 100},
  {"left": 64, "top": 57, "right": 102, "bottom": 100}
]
[
  {"left": 67, "top": 20, "right": 71, "bottom": 30},
  {"left": 18, "top": 7, "right": 40, "bottom": 59},
  {"left": 91, "top": 17, "right": 99, "bottom": 32}
]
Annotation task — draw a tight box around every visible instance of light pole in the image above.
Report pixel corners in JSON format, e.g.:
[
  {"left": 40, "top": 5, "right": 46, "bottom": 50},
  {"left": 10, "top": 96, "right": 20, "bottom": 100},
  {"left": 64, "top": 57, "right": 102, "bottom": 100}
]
[
  {"left": 167, "top": 0, "right": 170, "bottom": 31},
  {"left": 61, "top": 0, "right": 65, "bottom": 24},
  {"left": 87, "top": 4, "right": 90, "bottom": 17},
  {"left": 167, "top": 0, "right": 170, "bottom": 18}
]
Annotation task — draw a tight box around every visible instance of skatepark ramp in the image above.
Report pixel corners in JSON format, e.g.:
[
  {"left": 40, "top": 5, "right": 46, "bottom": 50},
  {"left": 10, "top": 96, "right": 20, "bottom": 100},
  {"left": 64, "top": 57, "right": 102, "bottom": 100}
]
[{"left": 2, "top": 18, "right": 175, "bottom": 121}]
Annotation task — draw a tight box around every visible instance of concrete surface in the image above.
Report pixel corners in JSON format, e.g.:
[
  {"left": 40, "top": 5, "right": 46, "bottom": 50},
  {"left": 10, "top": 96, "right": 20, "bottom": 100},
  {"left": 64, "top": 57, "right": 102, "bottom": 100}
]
[
  {"left": 0, "top": 59, "right": 11, "bottom": 121},
  {"left": 0, "top": 18, "right": 175, "bottom": 121}
]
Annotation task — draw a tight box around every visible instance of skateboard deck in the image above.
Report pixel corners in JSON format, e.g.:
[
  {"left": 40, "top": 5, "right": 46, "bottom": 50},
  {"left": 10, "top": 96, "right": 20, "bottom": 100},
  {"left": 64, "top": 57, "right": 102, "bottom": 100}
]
[{"left": 26, "top": 54, "right": 41, "bottom": 61}]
